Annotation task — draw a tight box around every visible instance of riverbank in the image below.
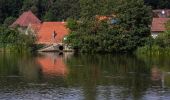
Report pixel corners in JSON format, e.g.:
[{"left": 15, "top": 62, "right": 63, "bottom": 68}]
[{"left": 136, "top": 45, "right": 170, "bottom": 55}]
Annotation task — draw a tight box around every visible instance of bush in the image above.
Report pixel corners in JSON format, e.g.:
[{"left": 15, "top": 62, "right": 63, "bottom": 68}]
[
  {"left": 3, "top": 17, "right": 16, "bottom": 27},
  {"left": 0, "top": 26, "right": 36, "bottom": 52}
]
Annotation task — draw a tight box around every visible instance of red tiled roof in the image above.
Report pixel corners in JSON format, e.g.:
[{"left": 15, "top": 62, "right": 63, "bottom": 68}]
[
  {"left": 30, "top": 23, "right": 41, "bottom": 33},
  {"left": 10, "top": 11, "right": 41, "bottom": 27},
  {"left": 151, "top": 18, "right": 170, "bottom": 32},
  {"left": 37, "top": 22, "right": 69, "bottom": 44}
]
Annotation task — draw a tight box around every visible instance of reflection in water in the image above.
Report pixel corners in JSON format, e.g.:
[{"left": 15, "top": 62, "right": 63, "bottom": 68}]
[
  {"left": 0, "top": 53, "right": 170, "bottom": 99},
  {"left": 151, "top": 66, "right": 162, "bottom": 81},
  {"left": 37, "top": 53, "right": 68, "bottom": 77}
]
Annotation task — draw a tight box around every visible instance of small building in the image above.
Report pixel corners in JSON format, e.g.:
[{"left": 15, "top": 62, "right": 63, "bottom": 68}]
[
  {"left": 153, "top": 9, "right": 170, "bottom": 18},
  {"left": 10, "top": 11, "right": 41, "bottom": 33},
  {"left": 36, "top": 22, "right": 69, "bottom": 44},
  {"left": 26, "top": 23, "right": 41, "bottom": 35},
  {"left": 10, "top": 11, "right": 41, "bottom": 27},
  {"left": 151, "top": 18, "right": 170, "bottom": 38},
  {"left": 26, "top": 22, "right": 72, "bottom": 52}
]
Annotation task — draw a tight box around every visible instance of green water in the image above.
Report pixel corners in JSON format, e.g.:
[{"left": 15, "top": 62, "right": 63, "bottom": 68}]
[{"left": 0, "top": 52, "right": 170, "bottom": 100}]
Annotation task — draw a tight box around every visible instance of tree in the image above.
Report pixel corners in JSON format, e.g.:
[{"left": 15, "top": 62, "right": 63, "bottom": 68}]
[
  {"left": 21, "top": 0, "right": 39, "bottom": 16},
  {"left": 144, "top": 0, "right": 170, "bottom": 9},
  {"left": 67, "top": 0, "right": 152, "bottom": 53},
  {"left": 3, "top": 17, "right": 16, "bottom": 27},
  {"left": 0, "top": 0, "right": 22, "bottom": 24},
  {"left": 115, "top": 0, "right": 152, "bottom": 52},
  {"left": 0, "top": 26, "right": 35, "bottom": 52},
  {"left": 43, "top": 0, "right": 80, "bottom": 21},
  {"left": 66, "top": 0, "right": 118, "bottom": 52}
]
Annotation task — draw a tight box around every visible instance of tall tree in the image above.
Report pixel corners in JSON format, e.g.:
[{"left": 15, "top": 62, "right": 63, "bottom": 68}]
[
  {"left": 115, "top": 0, "right": 152, "bottom": 51},
  {"left": 0, "top": 0, "right": 22, "bottom": 24},
  {"left": 44, "top": 0, "right": 80, "bottom": 21},
  {"left": 145, "top": 0, "right": 170, "bottom": 9},
  {"left": 21, "top": 0, "right": 39, "bottom": 15},
  {"left": 67, "top": 0, "right": 152, "bottom": 53}
]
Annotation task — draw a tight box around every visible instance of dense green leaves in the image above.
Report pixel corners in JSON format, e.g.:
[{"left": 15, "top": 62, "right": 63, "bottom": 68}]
[
  {"left": 66, "top": 0, "right": 152, "bottom": 53},
  {"left": 0, "top": 26, "right": 35, "bottom": 52},
  {"left": 0, "top": 0, "right": 169, "bottom": 24},
  {"left": 0, "top": 0, "right": 22, "bottom": 24},
  {"left": 0, "top": 0, "right": 80, "bottom": 24}
]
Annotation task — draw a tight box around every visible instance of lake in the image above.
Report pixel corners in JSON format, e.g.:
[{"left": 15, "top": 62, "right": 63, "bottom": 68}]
[{"left": 0, "top": 52, "right": 170, "bottom": 100}]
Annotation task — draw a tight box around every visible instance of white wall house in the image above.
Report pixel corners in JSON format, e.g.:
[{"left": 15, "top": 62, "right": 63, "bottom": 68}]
[{"left": 151, "top": 18, "right": 170, "bottom": 38}]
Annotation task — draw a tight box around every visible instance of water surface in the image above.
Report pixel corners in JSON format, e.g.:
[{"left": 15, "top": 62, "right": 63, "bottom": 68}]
[{"left": 0, "top": 53, "right": 170, "bottom": 100}]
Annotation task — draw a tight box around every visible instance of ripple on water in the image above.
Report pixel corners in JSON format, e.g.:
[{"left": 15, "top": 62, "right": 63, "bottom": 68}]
[{"left": 0, "top": 86, "right": 85, "bottom": 100}]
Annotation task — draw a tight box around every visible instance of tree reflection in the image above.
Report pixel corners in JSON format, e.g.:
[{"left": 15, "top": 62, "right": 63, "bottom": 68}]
[
  {"left": 65, "top": 54, "right": 151, "bottom": 100},
  {"left": 1, "top": 53, "right": 170, "bottom": 99}
]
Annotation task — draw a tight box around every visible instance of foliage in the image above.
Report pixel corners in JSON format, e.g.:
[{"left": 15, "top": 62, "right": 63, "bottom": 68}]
[
  {"left": 0, "top": 0, "right": 170, "bottom": 24},
  {"left": 136, "top": 20, "right": 170, "bottom": 55},
  {"left": 0, "top": 0, "right": 22, "bottom": 24},
  {"left": 0, "top": 0, "right": 81, "bottom": 24},
  {"left": 0, "top": 26, "right": 35, "bottom": 52},
  {"left": 115, "top": 0, "right": 152, "bottom": 52},
  {"left": 66, "top": 0, "right": 152, "bottom": 53},
  {"left": 3, "top": 17, "right": 16, "bottom": 27},
  {"left": 144, "top": 0, "right": 170, "bottom": 9}
]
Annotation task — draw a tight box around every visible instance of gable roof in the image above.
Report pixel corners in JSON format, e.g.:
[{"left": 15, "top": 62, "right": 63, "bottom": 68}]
[
  {"left": 37, "top": 22, "right": 69, "bottom": 44},
  {"left": 10, "top": 11, "right": 41, "bottom": 27},
  {"left": 151, "top": 18, "right": 170, "bottom": 32}
]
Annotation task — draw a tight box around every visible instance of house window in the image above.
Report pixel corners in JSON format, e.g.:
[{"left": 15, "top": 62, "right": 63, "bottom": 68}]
[{"left": 151, "top": 32, "right": 159, "bottom": 39}]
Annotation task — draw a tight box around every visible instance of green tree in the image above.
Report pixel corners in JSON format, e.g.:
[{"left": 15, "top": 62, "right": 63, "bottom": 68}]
[
  {"left": 43, "top": 0, "right": 80, "bottom": 21},
  {"left": 0, "top": 0, "right": 22, "bottom": 24},
  {"left": 21, "top": 0, "right": 39, "bottom": 15},
  {"left": 144, "top": 0, "right": 170, "bottom": 9},
  {"left": 3, "top": 17, "right": 16, "bottom": 27},
  {"left": 115, "top": 0, "right": 152, "bottom": 52},
  {"left": 0, "top": 26, "right": 35, "bottom": 52},
  {"left": 67, "top": 0, "right": 152, "bottom": 53}
]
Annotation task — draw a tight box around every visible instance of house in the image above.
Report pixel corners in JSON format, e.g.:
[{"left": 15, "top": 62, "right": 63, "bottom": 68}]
[
  {"left": 36, "top": 22, "right": 69, "bottom": 44},
  {"left": 153, "top": 9, "right": 170, "bottom": 18},
  {"left": 151, "top": 18, "right": 170, "bottom": 38},
  {"left": 25, "top": 22, "right": 72, "bottom": 52},
  {"left": 10, "top": 11, "right": 41, "bottom": 33},
  {"left": 10, "top": 11, "right": 41, "bottom": 27},
  {"left": 26, "top": 23, "right": 41, "bottom": 35}
]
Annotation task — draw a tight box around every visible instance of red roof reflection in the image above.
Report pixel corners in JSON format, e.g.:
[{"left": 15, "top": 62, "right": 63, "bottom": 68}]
[{"left": 37, "top": 53, "right": 68, "bottom": 77}]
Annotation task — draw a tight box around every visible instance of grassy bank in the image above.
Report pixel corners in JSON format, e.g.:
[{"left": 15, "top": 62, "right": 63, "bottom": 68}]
[{"left": 136, "top": 45, "right": 170, "bottom": 55}]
